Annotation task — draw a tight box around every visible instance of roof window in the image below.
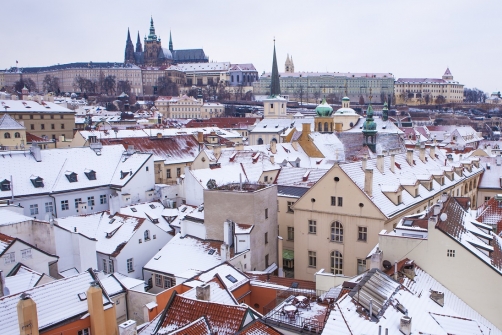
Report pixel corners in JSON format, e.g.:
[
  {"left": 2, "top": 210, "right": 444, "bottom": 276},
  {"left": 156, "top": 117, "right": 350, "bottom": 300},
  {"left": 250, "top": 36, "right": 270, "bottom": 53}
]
[
  {"left": 84, "top": 169, "right": 96, "bottom": 180},
  {"left": 131, "top": 208, "right": 138, "bottom": 212},
  {"left": 65, "top": 172, "right": 78, "bottom": 183},
  {"left": 208, "top": 249, "right": 216, "bottom": 255},
  {"left": 225, "top": 274, "right": 238, "bottom": 283},
  {"left": 149, "top": 204, "right": 156, "bottom": 209},
  {"left": 30, "top": 176, "right": 44, "bottom": 188},
  {"left": 0, "top": 179, "right": 11, "bottom": 191}
]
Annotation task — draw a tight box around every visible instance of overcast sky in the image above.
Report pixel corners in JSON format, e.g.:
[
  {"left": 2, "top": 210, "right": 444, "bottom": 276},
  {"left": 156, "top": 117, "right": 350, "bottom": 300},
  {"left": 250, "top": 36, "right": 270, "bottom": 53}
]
[{"left": 1, "top": 0, "right": 499, "bottom": 92}]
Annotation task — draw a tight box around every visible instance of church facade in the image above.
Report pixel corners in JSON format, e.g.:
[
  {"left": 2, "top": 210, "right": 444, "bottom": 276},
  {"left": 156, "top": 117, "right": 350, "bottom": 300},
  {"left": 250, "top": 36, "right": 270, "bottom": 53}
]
[{"left": 125, "top": 17, "right": 209, "bottom": 67}]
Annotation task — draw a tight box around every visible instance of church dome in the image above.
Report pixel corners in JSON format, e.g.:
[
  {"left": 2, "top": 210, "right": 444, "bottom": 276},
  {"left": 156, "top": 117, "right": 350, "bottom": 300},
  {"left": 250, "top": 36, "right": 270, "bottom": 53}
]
[
  {"left": 315, "top": 98, "right": 333, "bottom": 117},
  {"left": 342, "top": 96, "right": 350, "bottom": 101},
  {"left": 160, "top": 48, "right": 173, "bottom": 60}
]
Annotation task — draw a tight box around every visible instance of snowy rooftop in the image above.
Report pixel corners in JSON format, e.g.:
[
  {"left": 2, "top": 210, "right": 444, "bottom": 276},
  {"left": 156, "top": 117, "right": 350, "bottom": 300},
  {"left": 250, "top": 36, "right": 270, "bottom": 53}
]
[
  {"left": 5, "top": 265, "right": 44, "bottom": 295},
  {"left": 181, "top": 280, "right": 237, "bottom": 306},
  {"left": 0, "top": 113, "right": 24, "bottom": 130},
  {"left": 196, "top": 263, "right": 250, "bottom": 292},
  {"left": 0, "top": 99, "right": 74, "bottom": 114},
  {"left": 250, "top": 118, "right": 315, "bottom": 134}
]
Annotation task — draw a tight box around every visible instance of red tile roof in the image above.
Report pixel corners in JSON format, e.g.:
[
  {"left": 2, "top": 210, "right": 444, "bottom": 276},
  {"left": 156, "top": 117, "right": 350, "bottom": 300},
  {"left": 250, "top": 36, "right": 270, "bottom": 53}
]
[
  {"left": 237, "top": 319, "right": 283, "bottom": 335},
  {"left": 477, "top": 197, "right": 502, "bottom": 234},
  {"left": 169, "top": 316, "right": 212, "bottom": 335},
  {"left": 158, "top": 295, "right": 248, "bottom": 335}
]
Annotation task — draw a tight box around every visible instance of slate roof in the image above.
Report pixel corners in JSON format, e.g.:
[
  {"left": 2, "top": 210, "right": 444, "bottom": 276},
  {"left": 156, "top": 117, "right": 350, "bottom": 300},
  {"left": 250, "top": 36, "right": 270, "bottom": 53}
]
[
  {"left": 275, "top": 167, "right": 328, "bottom": 187},
  {"left": 277, "top": 185, "right": 309, "bottom": 198},
  {"left": 172, "top": 49, "right": 209, "bottom": 63},
  {"left": 0, "top": 113, "right": 24, "bottom": 129}
]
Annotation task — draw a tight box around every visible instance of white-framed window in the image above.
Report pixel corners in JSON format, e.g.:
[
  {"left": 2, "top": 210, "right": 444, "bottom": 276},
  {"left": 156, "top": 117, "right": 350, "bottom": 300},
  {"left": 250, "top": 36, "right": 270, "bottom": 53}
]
[
  {"left": 164, "top": 276, "right": 174, "bottom": 289},
  {"left": 358, "top": 226, "right": 367, "bottom": 241},
  {"left": 100, "top": 194, "right": 107, "bottom": 205},
  {"left": 308, "top": 251, "right": 317, "bottom": 267},
  {"left": 78, "top": 329, "right": 90, "bottom": 335},
  {"left": 88, "top": 196, "right": 95, "bottom": 206},
  {"left": 4, "top": 252, "right": 15, "bottom": 264},
  {"left": 330, "top": 251, "right": 343, "bottom": 275},
  {"left": 75, "top": 198, "right": 82, "bottom": 208},
  {"left": 61, "top": 200, "right": 69, "bottom": 211},
  {"left": 308, "top": 220, "right": 317, "bottom": 234},
  {"left": 330, "top": 221, "right": 343, "bottom": 242},
  {"left": 155, "top": 274, "right": 162, "bottom": 287},
  {"left": 45, "top": 202, "right": 53, "bottom": 213},
  {"left": 127, "top": 258, "right": 134, "bottom": 272},
  {"left": 21, "top": 248, "right": 32, "bottom": 259},
  {"left": 30, "top": 204, "right": 39, "bottom": 215}
]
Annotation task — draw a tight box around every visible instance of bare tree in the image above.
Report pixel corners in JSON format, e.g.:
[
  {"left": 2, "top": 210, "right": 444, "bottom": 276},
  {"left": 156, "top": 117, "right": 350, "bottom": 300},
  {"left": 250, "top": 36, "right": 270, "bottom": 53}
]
[
  {"left": 102, "top": 76, "right": 116, "bottom": 95},
  {"left": 42, "top": 75, "right": 60, "bottom": 93},
  {"left": 359, "top": 96, "right": 365, "bottom": 105},
  {"left": 14, "top": 78, "right": 37, "bottom": 93},
  {"left": 435, "top": 95, "right": 446, "bottom": 105},
  {"left": 117, "top": 80, "right": 132, "bottom": 96},
  {"left": 157, "top": 76, "right": 179, "bottom": 96},
  {"left": 313, "top": 90, "right": 321, "bottom": 103},
  {"left": 424, "top": 93, "right": 431, "bottom": 105}
]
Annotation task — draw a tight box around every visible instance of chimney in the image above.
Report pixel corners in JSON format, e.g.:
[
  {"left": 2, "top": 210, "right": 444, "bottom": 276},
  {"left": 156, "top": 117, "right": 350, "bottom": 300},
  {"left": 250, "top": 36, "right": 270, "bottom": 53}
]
[
  {"left": 197, "top": 131, "right": 203, "bottom": 143},
  {"left": 270, "top": 155, "right": 275, "bottom": 165},
  {"left": 433, "top": 204, "right": 442, "bottom": 216},
  {"left": 399, "top": 316, "right": 412, "bottom": 335},
  {"left": 302, "top": 123, "right": 311, "bottom": 137},
  {"left": 213, "top": 145, "right": 221, "bottom": 159},
  {"left": 196, "top": 284, "right": 211, "bottom": 301},
  {"left": 430, "top": 145, "right": 436, "bottom": 158},
  {"left": 220, "top": 243, "right": 228, "bottom": 262},
  {"left": 87, "top": 282, "right": 107, "bottom": 335},
  {"left": 419, "top": 146, "right": 425, "bottom": 162},
  {"left": 394, "top": 261, "right": 398, "bottom": 281},
  {"left": 364, "top": 169, "right": 373, "bottom": 197},
  {"left": 270, "top": 140, "right": 277, "bottom": 154},
  {"left": 406, "top": 149, "right": 413, "bottom": 166},
  {"left": 370, "top": 247, "right": 383, "bottom": 270},
  {"left": 377, "top": 154, "right": 384, "bottom": 173},
  {"left": 428, "top": 215, "right": 438, "bottom": 230},
  {"left": 497, "top": 155, "right": 501, "bottom": 166},
  {"left": 440, "top": 192, "right": 448, "bottom": 203},
  {"left": 362, "top": 156, "right": 367, "bottom": 171},
  {"left": 278, "top": 236, "right": 284, "bottom": 277},
  {"left": 0, "top": 270, "right": 5, "bottom": 298},
  {"left": 17, "top": 294, "right": 39, "bottom": 335},
  {"left": 430, "top": 290, "right": 445, "bottom": 307},
  {"left": 30, "top": 145, "right": 42, "bottom": 162},
  {"left": 390, "top": 154, "right": 395, "bottom": 173},
  {"left": 119, "top": 320, "right": 138, "bottom": 335}
]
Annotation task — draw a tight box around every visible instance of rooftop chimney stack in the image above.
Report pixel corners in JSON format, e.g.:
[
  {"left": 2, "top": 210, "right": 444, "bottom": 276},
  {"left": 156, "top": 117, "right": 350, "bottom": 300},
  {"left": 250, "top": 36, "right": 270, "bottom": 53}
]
[
  {"left": 390, "top": 154, "right": 395, "bottom": 173},
  {"left": 430, "top": 145, "right": 436, "bottom": 158},
  {"left": 399, "top": 316, "right": 412, "bottom": 335},
  {"left": 430, "top": 290, "right": 445, "bottom": 307},
  {"left": 196, "top": 284, "right": 211, "bottom": 301},
  {"left": 377, "top": 154, "right": 384, "bottom": 173},
  {"left": 270, "top": 140, "right": 277, "bottom": 154},
  {"left": 17, "top": 294, "right": 39, "bottom": 335},
  {"left": 441, "top": 192, "right": 448, "bottom": 203},
  {"left": 362, "top": 156, "right": 367, "bottom": 171},
  {"left": 364, "top": 168, "right": 373, "bottom": 197},
  {"left": 406, "top": 149, "right": 413, "bottom": 166},
  {"left": 87, "top": 282, "right": 107, "bottom": 335},
  {"left": 419, "top": 145, "right": 426, "bottom": 162},
  {"left": 197, "top": 131, "right": 204, "bottom": 143},
  {"left": 497, "top": 155, "right": 501, "bottom": 166},
  {"left": 270, "top": 155, "right": 275, "bottom": 165},
  {"left": 30, "top": 145, "right": 42, "bottom": 162},
  {"left": 370, "top": 247, "right": 383, "bottom": 270}
]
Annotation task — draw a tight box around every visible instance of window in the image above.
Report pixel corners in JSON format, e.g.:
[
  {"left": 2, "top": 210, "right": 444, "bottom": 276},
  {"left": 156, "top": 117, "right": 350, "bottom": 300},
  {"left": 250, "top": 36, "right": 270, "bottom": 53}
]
[
  {"left": 308, "top": 251, "right": 317, "bottom": 267},
  {"left": 338, "top": 197, "right": 343, "bottom": 207},
  {"left": 330, "top": 251, "right": 343, "bottom": 274},
  {"left": 4, "top": 132, "right": 11, "bottom": 139},
  {"left": 45, "top": 202, "right": 53, "bottom": 213},
  {"left": 447, "top": 249, "right": 455, "bottom": 257},
  {"left": 30, "top": 124, "right": 34, "bottom": 130},
  {"left": 87, "top": 196, "right": 95, "bottom": 206},
  {"left": 30, "top": 115, "right": 34, "bottom": 119},
  {"left": 265, "top": 208, "right": 268, "bottom": 219},
  {"left": 144, "top": 230, "right": 151, "bottom": 241},
  {"left": 146, "top": 166, "right": 149, "bottom": 172},
  {"left": 108, "top": 259, "right": 114, "bottom": 273},
  {"left": 21, "top": 248, "right": 32, "bottom": 259},
  {"left": 127, "top": 258, "right": 134, "bottom": 272},
  {"left": 287, "top": 227, "right": 294, "bottom": 241},
  {"left": 4, "top": 252, "right": 15, "bottom": 264},
  {"left": 287, "top": 201, "right": 295, "bottom": 213},
  {"left": 14, "top": 132, "right": 20, "bottom": 138},
  {"left": 61, "top": 124, "right": 65, "bottom": 129},
  {"left": 265, "top": 232, "right": 268, "bottom": 244},
  {"left": 166, "top": 169, "right": 171, "bottom": 178},
  {"left": 30, "top": 204, "right": 39, "bottom": 215},
  {"left": 77, "top": 329, "right": 90, "bottom": 335},
  {"left": 0, "top": 180, "right": 10, "bottom": 191},
  {"left": 41, "top": 124, "right": 45, "bottom": 130},
  {"left": 358, "top": 227, "right": 367, "bottom": 241},
  {"left": 331, "top": 196, "right": 336, "bottom": 206},
  {"left": 485, "top": 196, "right": 491, "bottom": 202},
  {"left": 75, "top": 198, "right": 82, "bottom": 208},
  {"left": 265, "top": 254, "right": 269, "bottom": 268},
  {"left": 357, "top": 259, "right": 366, "bottom": 275},
  {"left": 100, "top": 194, "right": 107, "bottom": 205},
  {"left": 164, "top": 276, "right": 174, "bottom": 288},
  {"left": 177, "top": 168, "right": 181, "bottom": 177},
  {"left": 51, "top": 124, "right": 55, "bottom": 129},
  {"left": 155, "top": 274, "right": 162, "bottom": 287},
  {"left": 102, "top": 259, "right": 107, "bottom": 273},
  {"left": 308, "top": 220, "right": 317, "bottom": 234},
  {"left": 264, "top": 176, "right": 268, "bottom": 182},
  {"left": 331, "top": 221, "right": 343, "bottom": 242},
  {"left": 61, "top": 200, "right": 69, "bottom": 211}
]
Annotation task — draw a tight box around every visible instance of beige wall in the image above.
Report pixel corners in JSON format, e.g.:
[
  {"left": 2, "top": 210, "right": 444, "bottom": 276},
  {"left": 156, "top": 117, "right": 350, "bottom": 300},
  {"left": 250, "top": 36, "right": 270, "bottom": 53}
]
[
  {"left": 0, "top": 128, "right": 26, "bottom": 147},
  {"left": 395, "top": 82, "right": 464, "bottom": 105},
  {"left": 1, "top": 112, "right": 75, "bottom": 140}
]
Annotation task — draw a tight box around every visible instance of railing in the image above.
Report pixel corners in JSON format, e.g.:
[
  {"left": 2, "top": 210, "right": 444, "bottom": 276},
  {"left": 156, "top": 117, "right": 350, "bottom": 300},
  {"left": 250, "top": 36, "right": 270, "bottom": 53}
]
[{"left": 264, "top": 309, "right": 324, "bottom": 334}]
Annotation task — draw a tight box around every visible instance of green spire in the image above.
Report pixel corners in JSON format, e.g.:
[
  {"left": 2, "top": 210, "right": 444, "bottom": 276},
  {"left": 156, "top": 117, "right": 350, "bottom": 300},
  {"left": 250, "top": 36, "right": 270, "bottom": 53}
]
[
  {"left": 148, "top": 16, "right": 157, "bottom": 41},
  {"left": 270, "top": 40, "right": 281, "bottom": 97}
]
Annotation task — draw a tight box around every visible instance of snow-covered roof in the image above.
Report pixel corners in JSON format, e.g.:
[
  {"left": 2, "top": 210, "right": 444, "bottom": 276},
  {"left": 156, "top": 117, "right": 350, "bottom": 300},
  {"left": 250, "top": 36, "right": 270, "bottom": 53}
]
[
  {"left": 275, "top": 167, "right": 328, "bottom": 187},
  {"left": 196, "top": 263, "right": 249, "bottom": 292},
  {"left": 119, "top": 201, "right": 178, "bottom": 233},
  {"left": 143, "top": 234, "right": 223, "bottom": 278},
  {"left": 323, "top": 266, "right": 502, "bottom": 335},
  {"left": 0, "top": 210, "right": 36, "bottom": 226},
  {"left": 250, "top": 118, "right": 314, "bottom": 134},
  {"left": 0, "top": 99, "right": 74, "bottom": 114},
  {"left": 175, "top": 62, "right": 231, "bottom": 72},
  {"left": 5, "top": 265, "right": 43, "bottom": 295},
  {"left": 0, "top": 271, "right": 112, "bottom": 334},
  {"left": 57, "top": 211, "right": 145, "bottom": 256},
  {"left": 0, "top": 113, "right": 24, "bottom": 130},
  {"left": 0, "top": 145, "right": 152, "bottom": 199},
  {"left": 181, "top": 280, "right": 237, "bottom": 306}
]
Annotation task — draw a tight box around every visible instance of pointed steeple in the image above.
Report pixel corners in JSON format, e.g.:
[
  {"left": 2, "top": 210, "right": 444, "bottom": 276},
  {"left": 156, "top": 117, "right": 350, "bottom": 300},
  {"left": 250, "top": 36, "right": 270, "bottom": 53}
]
[
  {"left": 442, "top": 67, "right": 453, "bottom": 81},
  {"left": 124, "top": 28, "right": 135, "bottom": 64},
  {"left": 169, "top": 30, "right": 173, "bottom": 51},
  {"left": 127, "top": 28, "right": 132, "bottom": 43},
  {"left": 270, "top": 39, "right": 281, "bottom": 97},
  {"left": 136, "top": 31, "right": 143, "bottom": 52},
  {"left": 147, "top": 16, "right": 157, "bottom": 41}
]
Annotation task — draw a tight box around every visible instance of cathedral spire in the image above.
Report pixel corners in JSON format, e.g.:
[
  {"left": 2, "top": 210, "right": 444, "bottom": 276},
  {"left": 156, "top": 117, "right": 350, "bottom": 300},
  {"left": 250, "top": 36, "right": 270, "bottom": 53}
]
[
  {"left": 136, "top": 31, "right": 143, "bottom": 53},
  {"left": 148, "top": 16, "right": 157, "bottom": 41},
  {"left": 169, "top": 30, "right": 173, "bottom": 51},
  {"left": 127, "top": 28, "right": 132, "bottom": 43},
  {"left": 270, "top": 39, "right": 281, "bottom": 97},
  {"left": 124, "top": 28, "right": 135, "bottom": 64}
]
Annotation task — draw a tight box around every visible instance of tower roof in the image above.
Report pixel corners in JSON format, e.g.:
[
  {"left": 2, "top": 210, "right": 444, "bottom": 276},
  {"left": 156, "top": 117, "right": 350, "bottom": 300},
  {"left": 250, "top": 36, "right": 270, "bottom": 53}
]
[
  {"left": 444, "top": 67, "right": 452, "bottom": 76},
  {"left": 0, "top": 113, "right": 25, "bottom": 130},
  {"left": 127, "top": 28, "right": 132, "bottom": 42},
  {"left": 270, "top": 41, "right": 281, "bottom": 97},
  {"left": 147, "top": 16, "right": 158, "bottom": 41},
  {"left": 315, "top": 98, "right": 333, "bottom": 117},
  {"left": 169, "top": 30, "right": 173, "bottom": 51}
]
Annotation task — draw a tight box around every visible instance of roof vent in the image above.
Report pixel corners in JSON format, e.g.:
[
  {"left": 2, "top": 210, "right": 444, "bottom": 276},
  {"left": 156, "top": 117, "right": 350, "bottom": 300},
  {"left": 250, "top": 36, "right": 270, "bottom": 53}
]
[{"left": 430, "top": 290, "right": 444, "bottom": 307}]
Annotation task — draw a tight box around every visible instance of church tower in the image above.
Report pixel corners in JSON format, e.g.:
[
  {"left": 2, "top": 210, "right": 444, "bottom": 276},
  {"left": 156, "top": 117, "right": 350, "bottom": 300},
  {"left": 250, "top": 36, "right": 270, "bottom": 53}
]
[
  {"left": 124, "top": 28, "right": 135, "bottom": 64},
  {"left": 136, "top": 31, "right": 143, "bottom": 53},
  {"left": 285, "top": 54, "right": 294, "bottom": 73},
  {"left": 143, "top": 17, "right": 163, "bottom": 66},
  {"left": 169, "top": 31, "right": 173, "bottom": 51},
  {"left": 264, "top": 40, "right": 288, "bottom": 119},
  {"left": 442, "top": 67, "right": 453, "bottom": 81}
]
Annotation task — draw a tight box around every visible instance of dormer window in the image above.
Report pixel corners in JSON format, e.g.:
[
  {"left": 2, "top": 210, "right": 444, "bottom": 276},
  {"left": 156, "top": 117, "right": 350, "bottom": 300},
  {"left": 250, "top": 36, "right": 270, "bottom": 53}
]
[
  {"left": 84, "top": 169, "right": 96, "bottom": 180},
  {"left": 120, "top": 171, "right": 129, "bottom": 179},
  {"left": 65, "top": 172, "right": 78, "bottom": 183},
  {"left": 30, "top": 176, "right": 44, "bottom": 188},
  {"left": 0, "top": 179, "right": 10, "bottom": 191}
]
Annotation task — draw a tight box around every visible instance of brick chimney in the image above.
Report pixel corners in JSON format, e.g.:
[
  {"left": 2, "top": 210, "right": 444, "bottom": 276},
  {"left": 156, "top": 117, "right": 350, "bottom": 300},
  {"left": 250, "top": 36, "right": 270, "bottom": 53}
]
[
  {"left": 196, "top": 284, "right": 211, "bottom": 301},
  {"left": 406, "top": 149, "right": 414, "bottom": 166},
  {"left": 364, "top": 169, "right": 373, "bottom": 197},
  {"left": 197, "top": 131, "right": 204, "bottom": 143},
  {"left": 17, "top": 294, "right": 39, "bottom": 335},
  {"left": 87, "top": 282, "right": 106, "bottom": 335}
]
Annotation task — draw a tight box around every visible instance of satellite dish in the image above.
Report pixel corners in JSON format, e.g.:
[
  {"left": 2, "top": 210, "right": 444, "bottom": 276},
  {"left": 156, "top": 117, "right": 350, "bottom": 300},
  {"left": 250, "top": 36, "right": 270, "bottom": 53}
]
[
  {"left": 382, "top": 260, "right": 392, "bottom": 270},
  {"left": 440, "top": 213, "right": 448, "bottom": 221}
]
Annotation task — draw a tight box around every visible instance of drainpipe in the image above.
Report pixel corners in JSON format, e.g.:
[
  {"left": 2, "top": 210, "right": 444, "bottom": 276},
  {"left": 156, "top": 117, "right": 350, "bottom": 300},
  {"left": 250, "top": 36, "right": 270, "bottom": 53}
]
[{"left": 49, "top": 194, "right": 58, "bottom": 218}]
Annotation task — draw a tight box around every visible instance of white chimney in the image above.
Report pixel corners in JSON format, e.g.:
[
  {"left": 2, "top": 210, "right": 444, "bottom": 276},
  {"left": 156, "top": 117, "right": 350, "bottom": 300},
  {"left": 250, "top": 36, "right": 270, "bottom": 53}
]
[
  {"left": 30, "top": 145, "right": 42, "bottom": 162},
  {"left": 406, "top": 149, "right": 414, "bottom": 166},
  {"left": 362, "top": 156, "right": 367, "bottom": 171},
  {"left": 270, "top": 155, "right": 275, "bottom": 165},
  {"left": 119, "top": 320, "right": 137, "bottom": 335},
  {"left": 428, "top": 215, "right": 438, "bottom": 230},
  {"left": 390, "top": 154, "right": 395, "bottom": 173},
  {"left": 399, "top": 316, "right": 412, "bottom": 335},
  {"left": 364, "top": 169, "right": 373, "bottom": 197},
  {"left": 270, "top": 140, "right": 277, "bottom": 154},
  {"left": 220, "top": 243, "right": 228, "bottom": 262},
  {"left": 223, "top": 220, "right": 231, "bottom": 245},
  {"left": 196, "top": 284, "right": 211, "bottom": 301},
  {"left": 433, "top": 204, "right": 442, "bottom": 216},
  {"left": 419, "top": 146, "right": 425, "bottom": 162},
  {"left": 430, "top": 145, "right": 436, "bottom": 158},
  {"left": 370, "top": 247, "right": 383, "bottom": 270},
  {"left": 377, "top": 154, "right": 384, "bottom": 173},
  {"left": 440, "top": 192, "right": 448, "bottom": 203}
]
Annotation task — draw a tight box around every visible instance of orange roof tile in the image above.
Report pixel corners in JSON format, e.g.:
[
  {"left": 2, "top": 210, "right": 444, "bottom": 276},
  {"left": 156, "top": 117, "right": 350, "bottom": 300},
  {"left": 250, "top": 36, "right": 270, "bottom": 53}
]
[{"left": 237, "top": 319, "right": 284, "bottom": 335}]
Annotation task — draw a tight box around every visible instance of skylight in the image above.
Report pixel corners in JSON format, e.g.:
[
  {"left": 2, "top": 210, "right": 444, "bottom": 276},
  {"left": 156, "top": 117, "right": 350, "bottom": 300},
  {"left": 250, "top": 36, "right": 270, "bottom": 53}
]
[
  {"left": 225, "top": 274, "right": 238, "bottom": 283},
  {"left": 149, "top": 204, "right": 156, "bottom": 209},
  {"left": 131, "top": 208, "right": 137, "bottom": 212},
  {"left": 84, "top": 170, "right": 96, "bottom": 180},
  {"left": 208, "top": 249, "right": 215, "bottom": 255}
]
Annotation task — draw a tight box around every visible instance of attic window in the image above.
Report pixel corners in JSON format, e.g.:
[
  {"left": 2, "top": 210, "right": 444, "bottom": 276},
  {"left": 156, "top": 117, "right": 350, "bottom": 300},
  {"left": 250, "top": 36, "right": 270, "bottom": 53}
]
[
  {"left": 225, "top": 274, "right": 238, "bottom": 283},
  {"left": 149, "top": 204, "right": 156, "bottom": 209},
  {"left": 120, "top": 171, "right": 129, "bottom": 179},
  {"left": 208, "top": 249, "right": 216, "bottom": 255},
  {"left": 78, "top": 292, "right": 87, "bottom": 301},
  {"left": 131, "top": 208, "right": 137, "bottom": 212},
  {"left": 65, "top": 172, "right": 78, "bottom": 183},
  {"left": 30, "top": 176, "right": 44, "bottom": 188},
  {"left": 0, "top": 179, "right": 11, "bottom": 191},
  {"left": 84, "top": 170, "right": 96, "bottom": 180},
  {"left": 109, "top": 219, "right": 116, "bottom": 224}
]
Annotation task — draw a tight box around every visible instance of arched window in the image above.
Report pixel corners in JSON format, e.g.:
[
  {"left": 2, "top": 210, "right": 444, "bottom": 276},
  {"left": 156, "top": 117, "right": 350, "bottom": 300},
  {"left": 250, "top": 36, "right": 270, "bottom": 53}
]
[
  {"left": 14, "top": 132, "right": 21, "bottom": 138},
  {"left": 257, "top": 138, "right": 264, "bottom": 145},
  {"left": 324, "top": 122, "right": 329, "bottom": 132},
  {"left": 4, "top": 132, "right": 11, "bottom": 139},
  {"left": 318, "top": 122, "right": 322, "bottom": 132},
  {"left": 330, "top": 251, "right": 343, "bottom": 275},
  {"left": 330, "top": 221, "right": 343, "bottom": 242},
  {"left": 144, "top": 230, "right": 151, "bottom": 241},
  {"left": 271, "top": 138, "right": 278, "bottom": 143}
]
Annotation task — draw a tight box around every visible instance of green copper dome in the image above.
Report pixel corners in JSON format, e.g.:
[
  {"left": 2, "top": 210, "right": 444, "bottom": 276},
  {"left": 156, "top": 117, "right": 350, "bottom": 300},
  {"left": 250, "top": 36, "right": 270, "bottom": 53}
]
[
  {"left": 315, "top": 98, "right": 333, "bottom": 117},
  {"left": 362, "top": 104, "right": 377, "bottom": 132},
  {"left": 342, "top": 96, "right": 350, "bottom": 101}
]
